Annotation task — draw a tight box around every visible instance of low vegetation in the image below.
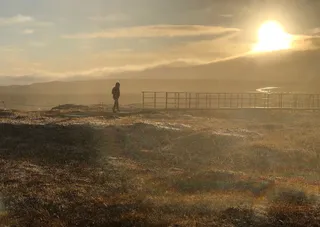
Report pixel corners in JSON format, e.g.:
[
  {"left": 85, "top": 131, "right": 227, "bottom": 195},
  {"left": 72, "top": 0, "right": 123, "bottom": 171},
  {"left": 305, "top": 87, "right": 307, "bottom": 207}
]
[{"left": 0, "top": 109, "right": 319, "bottom": 226}]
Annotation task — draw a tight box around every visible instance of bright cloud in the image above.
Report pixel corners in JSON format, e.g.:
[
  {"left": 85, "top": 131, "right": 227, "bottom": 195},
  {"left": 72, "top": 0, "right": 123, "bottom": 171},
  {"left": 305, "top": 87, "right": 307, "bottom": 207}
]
[{"left": 62, "top": 25, "right": 241, "bottom": 39}]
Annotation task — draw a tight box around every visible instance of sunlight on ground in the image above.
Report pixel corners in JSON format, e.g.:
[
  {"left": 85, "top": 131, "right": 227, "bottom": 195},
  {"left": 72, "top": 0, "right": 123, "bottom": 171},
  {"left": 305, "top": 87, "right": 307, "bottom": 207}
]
[{"left": 253, "top": 20, "right": 293, "bottom": 52}]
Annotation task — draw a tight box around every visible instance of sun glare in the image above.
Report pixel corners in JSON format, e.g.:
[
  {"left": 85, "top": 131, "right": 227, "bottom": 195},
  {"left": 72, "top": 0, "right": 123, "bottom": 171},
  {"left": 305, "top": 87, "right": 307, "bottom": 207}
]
[{"left": 253, "top": 21, "right": 293, "bottom": 52}]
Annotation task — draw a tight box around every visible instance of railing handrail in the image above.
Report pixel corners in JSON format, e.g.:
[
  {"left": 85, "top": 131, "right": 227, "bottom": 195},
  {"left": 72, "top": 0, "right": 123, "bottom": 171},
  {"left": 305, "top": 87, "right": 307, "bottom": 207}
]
[
  {"left": 142, "top": 91, "right": 320, "bottom": 95},
  {"left": 142, "top": 91, "right": 320, "bottom": 110}
]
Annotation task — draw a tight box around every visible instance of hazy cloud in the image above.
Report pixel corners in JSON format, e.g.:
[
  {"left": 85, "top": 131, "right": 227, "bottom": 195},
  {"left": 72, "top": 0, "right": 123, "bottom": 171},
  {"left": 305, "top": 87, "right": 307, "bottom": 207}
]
[
  {"left": 62, "top": 25, "right": 241, "bottom": 39},
  {"left": 0, "top": 14, "right": 33, "bottom": 26},
  {"left": 0, "top": 14, "right": 53, "bottom": 29},
  {"left": 22, "top": 29, "right": 34, "bottom": 34},
  {"left": 220, "top": 14, "right": 233, "bottom": 18},
  {"left": 115, "top": 48, "right": 133, "bottom": 52},
  {"left": 25, "top": 32, "right": 248, "bottom": 79},
  {"left": 25, "top": 58, "right": 211, "bottom": 79},
  {"left": 29, "top": 41, "right": 46, "bottom": 47},
  {"left": 0, "top": 45, "right": 24, "bottom": 53},
  {"left": 296, "top": 35, "right": 320, "bottom": 49},
  {"left": 15, "top": 53, "right": 253, "bottom": 81},
  {"left": 311, "top": 27, "right": 320, "bottom": 35},
  {"left": 33, "top": 21, "right": 54, "bottom": 27},
  {"left": 89, "top": 13, "right": 129, "bottom": 22}
]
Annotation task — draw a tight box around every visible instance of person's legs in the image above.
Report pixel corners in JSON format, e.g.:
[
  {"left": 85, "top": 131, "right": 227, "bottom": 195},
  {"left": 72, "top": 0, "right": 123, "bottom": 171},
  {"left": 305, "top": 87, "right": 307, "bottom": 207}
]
[
  {"left": 116, "top": 99, "right": 119, "bottom": 111},
  {"left": 113, "top": 99, "right": 117, "bottom": 112},
  {"left": 113, "top": 99, "right": 119, "bottom": 112}
]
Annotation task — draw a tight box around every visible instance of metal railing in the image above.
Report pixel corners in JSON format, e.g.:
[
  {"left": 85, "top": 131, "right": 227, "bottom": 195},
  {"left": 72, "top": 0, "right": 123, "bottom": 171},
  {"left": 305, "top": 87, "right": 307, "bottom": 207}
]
[{"left": 142, "top": 92, "right": 320, "bottom": 110}]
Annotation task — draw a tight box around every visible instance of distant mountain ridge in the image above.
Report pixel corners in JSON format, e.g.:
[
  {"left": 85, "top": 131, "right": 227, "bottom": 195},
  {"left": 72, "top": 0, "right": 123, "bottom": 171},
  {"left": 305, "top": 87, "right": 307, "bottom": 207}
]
[{"left": 0, "top": 48, "right": 319, "bottom": 96}]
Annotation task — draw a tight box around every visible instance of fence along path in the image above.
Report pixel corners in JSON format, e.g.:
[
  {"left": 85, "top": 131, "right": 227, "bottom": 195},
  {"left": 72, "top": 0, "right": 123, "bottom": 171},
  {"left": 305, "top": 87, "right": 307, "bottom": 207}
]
[{"left": 142, "top": 92, "right": 320, "bottom": 110}]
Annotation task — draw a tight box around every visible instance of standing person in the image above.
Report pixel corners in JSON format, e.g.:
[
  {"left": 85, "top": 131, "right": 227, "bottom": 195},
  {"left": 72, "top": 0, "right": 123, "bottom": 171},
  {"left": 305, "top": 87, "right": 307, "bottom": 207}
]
[{"left": 112, "top": 82, "right": 120, "bottom": 113}]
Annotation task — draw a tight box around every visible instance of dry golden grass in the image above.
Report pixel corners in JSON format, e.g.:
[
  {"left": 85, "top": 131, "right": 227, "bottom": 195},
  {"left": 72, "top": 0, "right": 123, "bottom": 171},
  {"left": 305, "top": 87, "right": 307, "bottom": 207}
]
[{"left": 0, "top": 109, "right": 319, "bottom": 226}]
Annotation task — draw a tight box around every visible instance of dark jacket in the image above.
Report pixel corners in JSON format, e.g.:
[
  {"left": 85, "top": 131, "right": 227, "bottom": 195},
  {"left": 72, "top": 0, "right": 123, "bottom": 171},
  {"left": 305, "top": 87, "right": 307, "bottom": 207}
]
[{"left": 112, "top": 86, "right": 120, "bottom": 100}]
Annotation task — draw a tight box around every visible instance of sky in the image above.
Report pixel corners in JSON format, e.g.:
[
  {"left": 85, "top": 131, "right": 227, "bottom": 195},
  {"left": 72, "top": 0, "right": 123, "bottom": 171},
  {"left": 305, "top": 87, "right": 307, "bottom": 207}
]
[{"left": 0, "top": 0, "right": 320, "bottom": 84}]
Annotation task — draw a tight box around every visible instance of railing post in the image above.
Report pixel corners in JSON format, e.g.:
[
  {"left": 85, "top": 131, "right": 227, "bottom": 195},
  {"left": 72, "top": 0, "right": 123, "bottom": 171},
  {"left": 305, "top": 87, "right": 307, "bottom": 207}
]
[
  {"left": 237, "top": 93, "right": 239, "bottom": 109},
  {"left": 189, "top": 93, "right": 191, "bottom": 109},
  {"left": 154, "top": 92, "right": 156, "bottom": 109},
  {"left": 302, "top": 94, "right": 305, "bottom": 109},
  {"left": 312, "top": 94, "right": 315, "bottom": 109},
  {"left": 165, "top": 92, "right": 168, "bottom": 109},
  {"left": 196, "top": 93, "right": 199, "bottom": 109},
  {"left": 175, "top": 93, "right": 177, "bottom": 108},
  {"left": 254, "top": 94, "right": 257, "bottom": 108},
  {"left": 142, "top": 92, "right": 145, "bottom": 109},
  {"left": 206, "top": 94, "right": 208, "bottom": 109},
  {"left": 185, "top": 92, "right": 187, "bottom": 109},
  {"left": 177, "top": 92, "right": 180, "bottom": 109},
  {"left": 224, "top": 93, "right": 227, "bottom": 108},
  {"left": 278, "top": 94, "right": 280, "bottom": 108}
]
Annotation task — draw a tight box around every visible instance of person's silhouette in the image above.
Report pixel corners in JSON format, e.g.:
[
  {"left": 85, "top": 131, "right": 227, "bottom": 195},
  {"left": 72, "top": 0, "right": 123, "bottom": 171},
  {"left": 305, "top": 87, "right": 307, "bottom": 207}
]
[{"left": 112, "top": 82, "right": 120, "bottom": 113}]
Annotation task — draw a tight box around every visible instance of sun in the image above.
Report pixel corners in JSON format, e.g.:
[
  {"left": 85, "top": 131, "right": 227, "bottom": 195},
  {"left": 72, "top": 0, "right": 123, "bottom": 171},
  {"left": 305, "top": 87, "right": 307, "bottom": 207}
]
[{"left": 252, "top": 21, "right": 293, "bottom": 52}]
